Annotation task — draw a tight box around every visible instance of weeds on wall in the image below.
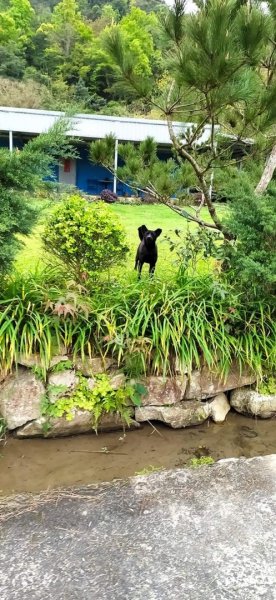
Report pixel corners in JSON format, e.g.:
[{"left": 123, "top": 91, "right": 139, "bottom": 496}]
[
  {"left": 41, "top": 374, "right": 146, "bottom": 432},
  {"left": 0, "top": 267, "right": 274, "bottom": 380}
]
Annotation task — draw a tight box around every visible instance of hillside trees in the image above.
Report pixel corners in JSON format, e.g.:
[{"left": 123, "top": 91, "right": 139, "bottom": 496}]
[
  {"left": 36, "top": 0, "right": 94, "bottom": 83},
  {"left": 0, "top": 0, "right": 34, "bottom": 77},
  {"left": 0, "top": 0, "right": 164, "bottom": 112}
]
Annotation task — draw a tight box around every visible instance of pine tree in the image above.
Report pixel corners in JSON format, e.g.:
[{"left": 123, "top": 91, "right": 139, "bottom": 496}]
[
  {"left": 102, "top": 0, "right": 275, "bottom": 239},
  {"left": 0, "top": 118, "right": 75, "bottom": 275}
]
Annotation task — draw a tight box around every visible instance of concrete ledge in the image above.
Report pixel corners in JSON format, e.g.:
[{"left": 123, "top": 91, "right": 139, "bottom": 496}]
[{"left": 1, "top": 455, "right": 276, "bottom": 599}]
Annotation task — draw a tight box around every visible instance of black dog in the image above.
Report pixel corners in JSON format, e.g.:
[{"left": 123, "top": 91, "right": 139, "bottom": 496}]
[{"left": 135, "top": 225, "right": 162, "bottom": 277}]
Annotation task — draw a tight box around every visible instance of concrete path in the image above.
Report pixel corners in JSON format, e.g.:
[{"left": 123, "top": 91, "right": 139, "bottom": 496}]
[{"left": 1, "top": 455, "right": 276, "bottom": 600}]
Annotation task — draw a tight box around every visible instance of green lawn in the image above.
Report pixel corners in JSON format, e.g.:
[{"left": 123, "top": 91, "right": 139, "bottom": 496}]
[{"left": 16, "top": 203, "right": 225, "bottom": 278}]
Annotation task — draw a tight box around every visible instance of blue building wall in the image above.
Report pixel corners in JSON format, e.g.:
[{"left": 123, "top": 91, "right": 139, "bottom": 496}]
[
  {"left": 0, "top": 133, "right": 169, "bottom": 196},
  {"left": 76, "top": 145, "right": 112, "bottom": 194},
  {"left": 0, "top": 135, "right": 24, "bottom": 149},
  {"left": 76, "top": 144, "right": 133, "bottom": 196}
]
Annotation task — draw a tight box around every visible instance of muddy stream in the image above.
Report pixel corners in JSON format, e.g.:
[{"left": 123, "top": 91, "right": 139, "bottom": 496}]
[{"left": 1, "top": 412, "right": 276, "bottom": 496}]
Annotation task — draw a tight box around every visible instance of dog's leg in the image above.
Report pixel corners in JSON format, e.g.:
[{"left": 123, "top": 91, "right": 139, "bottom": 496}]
[
  {"left": 138, "top": 261, "right": 143, "bottom": 280},
  {"left": 149, "top": 263, "right": 155, "bottom": 277}
]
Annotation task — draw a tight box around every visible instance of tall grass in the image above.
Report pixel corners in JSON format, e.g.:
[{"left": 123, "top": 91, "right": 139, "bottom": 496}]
[
  {"left": 0, "top": 268, "right": 97, "bottom": 374},
  {"left": 93, "top": 276, "right": 275, "bottom": 378},
  {"left": 0, "top": 268, "right": 274, "bottom": 378}
]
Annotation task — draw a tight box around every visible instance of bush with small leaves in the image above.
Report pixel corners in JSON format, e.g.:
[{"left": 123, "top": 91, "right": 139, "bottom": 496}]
[
  {"left": 100, "top": 189, "right": 118, "bottom": 203},
  {"left": 43, "top": 195, "right": 129, "bottom": 281}
]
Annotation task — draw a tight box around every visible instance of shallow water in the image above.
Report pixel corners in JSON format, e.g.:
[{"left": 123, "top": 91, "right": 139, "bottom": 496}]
[{"left": 1, "top": 411, "right": 275, "bottom": 496}]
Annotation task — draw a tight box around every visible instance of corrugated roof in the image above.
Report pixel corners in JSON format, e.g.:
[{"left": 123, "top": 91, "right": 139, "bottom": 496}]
[{"left": 0, "top": 106, "right": 215, "bottom": 145}]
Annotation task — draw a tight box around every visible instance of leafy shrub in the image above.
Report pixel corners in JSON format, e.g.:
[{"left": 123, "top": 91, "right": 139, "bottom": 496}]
[
  {"left": 258, "top": 376, "right": 276, "bottom": 395},
  {"left": 164, "top": 227, "right": 221, "bottom": 275},
  {"left": 0, "top": 117, "right": 75, "bottom": 276},
  {"left": 220, "top": 179, "right": 276, "bottom": 302},
  {"left": 41, "top": 374, "right": 145, "bottom": 432},
  {"left": 141, "top": 192, "right": 156, "bottom": 204},
  {"left": 42, "top": 196, "right": 129, "bottom": 281},
  {"left": 100, "top": 189, "right": 118, "bottom": 203}
]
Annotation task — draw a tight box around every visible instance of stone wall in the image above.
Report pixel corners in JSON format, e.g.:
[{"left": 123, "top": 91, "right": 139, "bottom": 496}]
[{"left": 0, "top": 354, "right": 275, "bottom": 438}]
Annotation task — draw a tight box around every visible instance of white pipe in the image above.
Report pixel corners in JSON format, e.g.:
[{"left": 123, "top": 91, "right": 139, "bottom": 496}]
[
  {"left": 209, "top": 170, "right": 214, "bottom": 200},
  {"left": 209, "top": 141, "right": 217, "bottom": 199},
  {"left": 113, "top": 138, "right": 118, "bottom": 194},
  {"left": 9, "top": 130, "right": 13, "bottom": 152}
]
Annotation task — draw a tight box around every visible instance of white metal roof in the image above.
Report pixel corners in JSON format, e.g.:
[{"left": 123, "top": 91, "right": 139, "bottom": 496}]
[{"left": 0, "top": 106, "right": 215, "bottom": 145}]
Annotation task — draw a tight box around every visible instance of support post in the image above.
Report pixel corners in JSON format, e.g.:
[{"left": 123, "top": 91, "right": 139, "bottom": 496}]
[
  {"left": 9, "top": 130, "right": 13, "bottom": 153},
  {"left": 113, "top": 138, "right": 118, "bottom": 194}
]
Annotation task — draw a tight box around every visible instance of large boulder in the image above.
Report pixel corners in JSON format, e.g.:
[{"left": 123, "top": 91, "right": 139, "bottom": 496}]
[
  {"left": 74, "top": 356, "right": 115, "bottom": 377},
  {"left": 135, "top": 400, "right": 210, "bottom": 429},
  {"left": 0, "top": 368, "right": 45, "bottom": 430},
  {"left": 110, "top": 373, "right": 126, "bottom": 390},
  {"left": 137, "top": 376, "right": 187, "bottom": 406},
  {"left": 208, "top": 393, "right": 231, "bottom": 423},
  {"left": 48, "top": 370, "right": 79, "bottom": 402},
  {"left": 230, "top": 388, "right": 276, "bottom": 418},
  {"left": 15, "top": 409, "right": 139, "bottom": 438},
  {"left": 17, "top": 353, "right": 69, "bottom": 369},
  {"left": 185, "top": 365, "right": 256, "bottom": 400}
]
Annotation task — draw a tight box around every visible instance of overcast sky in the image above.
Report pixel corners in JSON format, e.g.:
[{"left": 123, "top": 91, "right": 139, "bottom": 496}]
[
  {"left": 164, "top": 0, "right": 196, "bottom": 11},
  {"left": 164, "top": 1, "right": 268, "bottom": 12}
]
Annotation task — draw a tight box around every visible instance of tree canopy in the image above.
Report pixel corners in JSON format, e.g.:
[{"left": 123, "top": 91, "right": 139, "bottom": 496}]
[{"left": 0, "top": 0, "right": 166, "bottom": 113}]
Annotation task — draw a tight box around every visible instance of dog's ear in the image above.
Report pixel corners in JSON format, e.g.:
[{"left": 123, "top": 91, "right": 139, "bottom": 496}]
[
  {"left": 138, "top": 225, "right": 148, "bottom": 240},
  {"left": 155, "top": 228, "right": 162, "bottom": 238}
]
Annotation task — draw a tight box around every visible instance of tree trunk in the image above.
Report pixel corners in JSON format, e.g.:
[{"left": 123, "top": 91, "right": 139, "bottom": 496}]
[{"left": 255, "top": 143, "right": 276, "bottom": 194}]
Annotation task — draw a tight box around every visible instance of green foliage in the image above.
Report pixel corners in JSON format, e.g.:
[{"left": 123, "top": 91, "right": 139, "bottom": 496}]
[
  {"left": 130, "top": 382, "right": 148, "bottom": 406},
  {"left": 103, "top": 0, "right": 276, "bottom": 240},
  {"left": 90, "top": 135, "right": 196, "bottom": 200},
  {"left": 0, "top": 267, "right": 274, "bottom": 380},
  {"left": 0, "top": 417, "right": 7, "bottom": 442},
  {"left": 258, "top": 376, "right": 276, "bottom": 396},
  {"left": 221, "top": 177, "right": 276, "bottom": 301},
  {"left": 50, "top": 359, "right": 73, "bottom": 373},
  {"left": 0, "top": 266, "right": 92, "bottom": 375},
  {"left": 135, "top": 464, "right": 163, "bottom": 476},
  {"left": 37, "top": 0, "right": 94, "bottom": 83},
  {"left": 94, "top": 276, "right": 276, "bottom": 379},
  {"left": 42, "top": 195, "right": 129, "bottom": 281},
  {"left": 31, "top": 365, "right": 46, "bottom": 381},
  {"left": 109, "top": 7, "right": 160, "bottom": 78},
  {"left": 189, "top": 456, "right": 215, "bottom": 468},
  {"left": 42, "top": 373, "right": 138, "bottom": 431},
  {"left": 164, "top": 227, "right": 221, "bottom": 275},
  {"left": 0, "top": 117, "right": 74, "bottom": 276}
]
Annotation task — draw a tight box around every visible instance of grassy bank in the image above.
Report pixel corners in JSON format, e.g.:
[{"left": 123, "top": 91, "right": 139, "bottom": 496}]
[{"left": 15, "top": 202, "right": 225, "bottom": 276}]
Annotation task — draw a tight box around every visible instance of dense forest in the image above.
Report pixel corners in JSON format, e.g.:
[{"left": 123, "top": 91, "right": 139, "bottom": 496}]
[{"left": 0, "top": 0, "right": 167, "bottom": 116}]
